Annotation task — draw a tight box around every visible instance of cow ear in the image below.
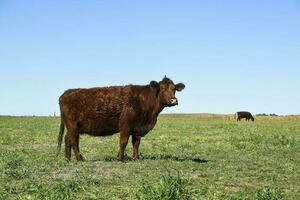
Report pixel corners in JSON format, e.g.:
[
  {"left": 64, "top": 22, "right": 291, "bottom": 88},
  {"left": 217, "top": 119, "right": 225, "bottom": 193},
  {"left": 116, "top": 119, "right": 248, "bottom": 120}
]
[
  {"left": 150, "top": 81, "right": 160, "bottom": 90},
  {"left": 175, "top": 83, "right": 185, "bottom": 91}
]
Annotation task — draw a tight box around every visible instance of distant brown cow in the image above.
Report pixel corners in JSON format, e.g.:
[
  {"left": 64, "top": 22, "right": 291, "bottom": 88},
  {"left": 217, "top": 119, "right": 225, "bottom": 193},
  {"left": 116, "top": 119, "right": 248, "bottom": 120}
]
[
  {"left": 235, "top": 111, "right": 255, "bottom": 122},
  {"left": 57, "top": 77, "right": 185, "bottom": 162}
]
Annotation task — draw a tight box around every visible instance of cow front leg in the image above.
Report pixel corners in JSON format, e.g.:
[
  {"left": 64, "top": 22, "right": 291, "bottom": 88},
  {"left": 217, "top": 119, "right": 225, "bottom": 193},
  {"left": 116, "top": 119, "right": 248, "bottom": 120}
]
[
  {"left": 117, "top": 126, "right": 130, "bottom": 162},
  {"left": 132, "top": 136, "right": 141, "bottom": 161}
]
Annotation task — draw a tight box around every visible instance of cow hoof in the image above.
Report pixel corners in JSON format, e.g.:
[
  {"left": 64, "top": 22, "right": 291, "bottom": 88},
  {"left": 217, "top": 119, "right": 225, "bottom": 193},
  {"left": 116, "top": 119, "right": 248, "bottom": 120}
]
[
  {"left": 64, "top": 157, "right": 71, "bottom": 162},
  {"left": 133, "top": 157, "right": 140, "bottom": 161},
  {"left": 80, "top": 154, "right": 85, "bottom": 160},
  {"left": 117, "top": 157, "right": 125, "bottom": 162},
  {"left": 77, "top": 155, "right": 85, "bottom": 161}
]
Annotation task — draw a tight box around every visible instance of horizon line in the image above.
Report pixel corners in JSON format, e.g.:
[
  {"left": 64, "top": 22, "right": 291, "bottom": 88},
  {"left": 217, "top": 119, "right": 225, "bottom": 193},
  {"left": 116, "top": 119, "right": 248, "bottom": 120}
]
[{"left": 0, "top": 113, "right": 299, "bottom": 117}]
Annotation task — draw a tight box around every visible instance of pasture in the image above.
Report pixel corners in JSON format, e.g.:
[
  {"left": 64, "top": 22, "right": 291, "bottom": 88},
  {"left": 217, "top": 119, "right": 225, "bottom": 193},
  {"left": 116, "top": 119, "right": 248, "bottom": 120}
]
[{"left": 0, "top": 115, "right": 299, "bottom": 199}]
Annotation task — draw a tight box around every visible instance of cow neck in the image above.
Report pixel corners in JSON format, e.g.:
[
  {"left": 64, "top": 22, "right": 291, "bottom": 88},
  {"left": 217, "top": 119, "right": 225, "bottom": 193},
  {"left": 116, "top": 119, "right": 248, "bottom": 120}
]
[
  {"left": 150, "top": 90, "right": 165, "bottom": 120},
  {"left": 151, "top": 95, "right": 163, "bottom": 119},
  {"left": 141, "top": 87, "right": 163, "bottom": 120}
]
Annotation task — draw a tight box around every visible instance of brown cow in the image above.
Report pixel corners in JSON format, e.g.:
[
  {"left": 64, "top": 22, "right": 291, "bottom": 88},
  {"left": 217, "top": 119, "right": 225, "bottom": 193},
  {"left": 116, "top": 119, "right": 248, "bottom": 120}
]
[
  {"left": 57, "top": 77, "right": 185, "bottom": 162},
  {"left": 235, "top": 111, "right": 255, "bottom": 122}
]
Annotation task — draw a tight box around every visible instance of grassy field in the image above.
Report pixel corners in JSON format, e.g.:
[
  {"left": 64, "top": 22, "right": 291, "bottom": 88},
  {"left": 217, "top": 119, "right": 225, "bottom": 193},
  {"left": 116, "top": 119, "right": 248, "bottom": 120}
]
[{"left": 0, "top": 114, "right": 299, "bottom": 200}]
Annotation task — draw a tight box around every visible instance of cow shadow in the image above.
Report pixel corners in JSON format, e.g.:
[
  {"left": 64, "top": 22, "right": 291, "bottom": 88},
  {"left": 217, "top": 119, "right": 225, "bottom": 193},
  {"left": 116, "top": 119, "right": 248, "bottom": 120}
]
[
  {"left": 142, "top": 154, "right": 208, "bottom": 163},
  {"left": 96, "top": 154, "right": 208, "bottom": 163}
]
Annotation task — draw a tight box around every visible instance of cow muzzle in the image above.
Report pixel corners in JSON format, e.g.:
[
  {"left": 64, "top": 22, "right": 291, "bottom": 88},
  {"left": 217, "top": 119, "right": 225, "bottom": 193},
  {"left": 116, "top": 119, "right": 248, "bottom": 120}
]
[{"left": 167, "top": 98, "right": 178, "bottom": 107}]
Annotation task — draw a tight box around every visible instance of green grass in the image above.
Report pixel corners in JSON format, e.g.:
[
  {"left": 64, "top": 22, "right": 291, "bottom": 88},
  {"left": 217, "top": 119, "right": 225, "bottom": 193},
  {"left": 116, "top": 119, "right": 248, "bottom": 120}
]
[{"left": 0, "top": 115, "right": 299, "bottom": 199}]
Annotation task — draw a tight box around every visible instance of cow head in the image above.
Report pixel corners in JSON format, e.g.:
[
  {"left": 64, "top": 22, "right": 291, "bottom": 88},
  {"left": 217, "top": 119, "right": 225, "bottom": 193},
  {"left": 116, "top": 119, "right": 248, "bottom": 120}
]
[{"left": 151, "top": 76, "right": 185, "bottom": 107}]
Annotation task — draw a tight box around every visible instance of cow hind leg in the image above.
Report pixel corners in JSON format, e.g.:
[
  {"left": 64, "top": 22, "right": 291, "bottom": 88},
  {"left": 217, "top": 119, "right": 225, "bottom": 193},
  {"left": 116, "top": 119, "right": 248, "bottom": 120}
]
[
  {"left": 65, "top": 121, "right": 84, "bottom": 161},
  {"left": 70, "top": 130, "right": 84, "bottom": 161},
  {"left": 73, "top": 133, "right": 85, "bottom": 161},
  {"left": 132, "top": 136, "right": 141, "bottom": 161},
  {"left": 64, "top": 133, "right": 71, "bottom": 161}
]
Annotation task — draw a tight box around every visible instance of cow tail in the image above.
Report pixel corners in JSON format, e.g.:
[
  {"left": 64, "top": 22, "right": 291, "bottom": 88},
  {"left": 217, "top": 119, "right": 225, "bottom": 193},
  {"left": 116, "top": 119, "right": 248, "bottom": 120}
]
[{"left": 57, "top": 120, "right": 65, "bottom": 156}]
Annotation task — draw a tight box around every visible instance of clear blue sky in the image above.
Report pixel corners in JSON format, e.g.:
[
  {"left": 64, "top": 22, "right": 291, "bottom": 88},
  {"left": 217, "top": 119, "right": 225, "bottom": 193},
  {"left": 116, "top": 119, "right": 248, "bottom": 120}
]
[{"left": 1, "top": 0, "right": 299, "bottom": 115}]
